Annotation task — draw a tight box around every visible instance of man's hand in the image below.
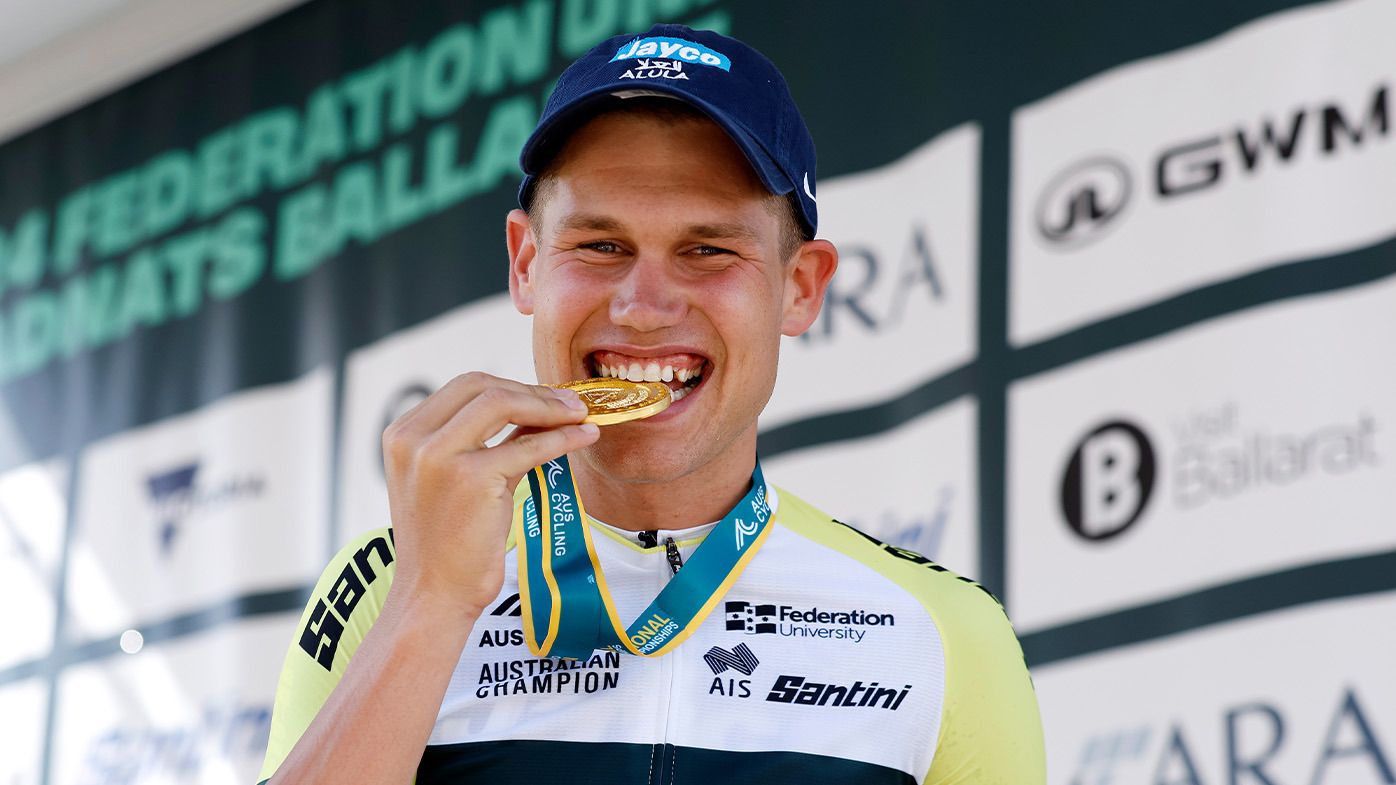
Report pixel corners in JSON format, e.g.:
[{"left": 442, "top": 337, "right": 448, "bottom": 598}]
[
  {"left": 266, "top": 372, "right": 596, "bottom": 785},
  {"left": 380, "top": 371, "right": 600, "bottom": 619}
]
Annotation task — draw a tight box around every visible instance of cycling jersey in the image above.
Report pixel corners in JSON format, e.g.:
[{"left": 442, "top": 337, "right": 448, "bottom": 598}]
[{"left": 257, "top": 484, "right": 1045, "bottom": 784}]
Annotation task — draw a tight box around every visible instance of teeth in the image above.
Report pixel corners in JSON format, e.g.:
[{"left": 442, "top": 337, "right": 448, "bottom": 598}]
[
  {"left": 671, "top": 386, "right": 689, "bottom": 402},
  {"left": 591, "top": 356, "right": 703, "bottom": 384}
]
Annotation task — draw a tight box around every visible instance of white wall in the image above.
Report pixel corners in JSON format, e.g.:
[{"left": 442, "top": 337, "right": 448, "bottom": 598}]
[{"left": 0, "top": 0, "right": 308, "bottom": 145}]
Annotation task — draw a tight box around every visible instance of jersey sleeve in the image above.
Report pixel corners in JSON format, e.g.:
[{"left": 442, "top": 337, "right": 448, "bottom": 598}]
[
  {"left": 844, "top": 538, "right": 1045, "bottom": 784},
  {"left": 772, "top": 490, "right": 1045, "bottom": 784},
  {"left": 256, "top": 528, "right": 398, "bottom": 784},
  {"left": 919, "top": 573, "right": 1045, "bottom": 784}
]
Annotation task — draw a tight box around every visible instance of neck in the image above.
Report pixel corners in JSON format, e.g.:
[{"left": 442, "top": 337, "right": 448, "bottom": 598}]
[{"left": 566, "top": 431, "right": 758, "bottom": 531}]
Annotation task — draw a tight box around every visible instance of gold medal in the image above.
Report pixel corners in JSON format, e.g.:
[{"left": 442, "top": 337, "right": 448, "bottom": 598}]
[{"left": 554, "top": 378, "right": 672, "bottom": 426}]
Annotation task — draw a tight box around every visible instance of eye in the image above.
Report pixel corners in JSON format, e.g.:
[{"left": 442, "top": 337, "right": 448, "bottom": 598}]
[
  {"left": 580, "top": 241, "right": 621, "bottom": 254},
  {"left": 693, "top": 245, "right": 735, "bottom": 256}
]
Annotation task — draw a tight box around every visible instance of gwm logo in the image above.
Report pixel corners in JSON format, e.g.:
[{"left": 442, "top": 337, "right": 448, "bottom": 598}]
[
  {"left": 1034, "top": 83, "right": 1389, "bottom": 251},
  {"left": 1035, "top": 157, "right": 1132, "bottom": 248}
]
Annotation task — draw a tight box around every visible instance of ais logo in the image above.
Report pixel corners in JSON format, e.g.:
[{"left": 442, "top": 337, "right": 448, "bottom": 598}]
[
  {"left": 611, "top": 36, "right": 730, "bottom": 71},
  {"left": 706, "top": 643, "right": 759, "bottom": 699},
  {"left": 705, "top": 643, "right": 759, "bottom": 676}
]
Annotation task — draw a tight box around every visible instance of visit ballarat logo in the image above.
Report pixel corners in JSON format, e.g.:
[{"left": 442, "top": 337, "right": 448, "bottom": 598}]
[{"left": 144, "top": 461, "right": 266, "bottom": 556}]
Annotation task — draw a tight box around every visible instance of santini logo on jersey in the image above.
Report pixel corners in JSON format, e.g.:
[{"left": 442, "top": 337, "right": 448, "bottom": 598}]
[
  {"left": 611, "top": 36, "right": 731, "bottom": 71},
  {"left": 299, "top": 532, "right": 395, "bottom": 671},
  {"left": 766, "top": 675, "right": 913, "bottom": 711}
]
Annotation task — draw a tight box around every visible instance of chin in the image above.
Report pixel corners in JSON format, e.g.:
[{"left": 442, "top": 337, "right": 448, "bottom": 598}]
[{"left": 576, "top": 436, "right": 696, "bottom": 485}]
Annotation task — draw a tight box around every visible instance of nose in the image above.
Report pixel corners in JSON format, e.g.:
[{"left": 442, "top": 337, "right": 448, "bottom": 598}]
[{"left": 609, "top": 256, "right": 686, "bottom": 332}]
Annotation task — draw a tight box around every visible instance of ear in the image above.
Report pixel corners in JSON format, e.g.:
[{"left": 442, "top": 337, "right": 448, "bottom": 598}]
[
  {"left": 780, "top": 239, "right": 839, "bottom": 337},
  {"left": 506, "top": 209, "right": 538, "bottom": 315}
]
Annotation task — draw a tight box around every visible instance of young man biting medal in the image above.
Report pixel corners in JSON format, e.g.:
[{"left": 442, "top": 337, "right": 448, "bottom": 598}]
[{"left": 259, "top": 24, "right": 1046, "bottom": 785}]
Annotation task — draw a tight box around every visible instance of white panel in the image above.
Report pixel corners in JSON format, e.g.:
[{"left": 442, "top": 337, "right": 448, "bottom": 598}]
[
  {"left": 336, "top": 295, "right": 534, "bottom": 546},
  {"left": 1035, "top": 592, "right": 1396, "bottom": 785},
  {"left": 1009, "top": 276, "right": 1396, "bottom": 632},
  {"left": 0, "top": 0, "right": 133, "bottom": 66},
  {"left": 50, "top": 614, "right": 294, "bottom": 785},
  {"left": 1011, "top": 0, "right": 1396, "bottom": 344},
  {"left": 0, "top": 459, "right": 67, "bottom": 668},
  {"left": 763, "top": 123, "right": 979, "bottom": 429},
  {"left": 0, "top": 0, "right": 310, "bottom": 144},
  {"left": 0, "top": 678, "right": 47, "bottom": 785},
  {"left": 66, "top": 369, "right": 331, "bottom": 641},
  {"left": 763, "top": 397, "right": 977, "bottom": 579}
]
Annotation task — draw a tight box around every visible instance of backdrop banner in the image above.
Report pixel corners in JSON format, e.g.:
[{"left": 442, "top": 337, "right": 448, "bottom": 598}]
[{"left": 1, "top": 0, "right": 1393, "bottom": 782}]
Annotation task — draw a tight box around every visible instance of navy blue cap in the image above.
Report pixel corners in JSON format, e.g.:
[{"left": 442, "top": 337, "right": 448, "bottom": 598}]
[{"left": 518, "top": 24, "right": 817, "bottom": 238}]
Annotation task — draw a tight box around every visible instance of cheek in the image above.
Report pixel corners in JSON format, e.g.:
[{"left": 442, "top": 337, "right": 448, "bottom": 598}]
[
  {"left": 532, "top": 276, "right": 606, "bottom": 356},
  {"left": 714, "top": 289, "right": 784, "bottom": 376}
]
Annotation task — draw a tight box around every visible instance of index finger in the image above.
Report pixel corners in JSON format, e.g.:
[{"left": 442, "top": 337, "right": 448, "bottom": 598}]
[
  {"left": 391, "top": 372, "right": 581, "bottom": 439},
  {"left": 433, "top": 382, "right": 588, "bottom": 450}
]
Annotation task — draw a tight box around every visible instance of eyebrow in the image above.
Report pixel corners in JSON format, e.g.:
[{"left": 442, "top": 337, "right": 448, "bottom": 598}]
[
  {"left": 687, "top": 222, "right": 762, "bottom": 243},
  {"left": 556, "top": 214, "right": 624, "bottom": 233},
  {"left": 555, "top": 213, "right": 762, "bottom": 243}
]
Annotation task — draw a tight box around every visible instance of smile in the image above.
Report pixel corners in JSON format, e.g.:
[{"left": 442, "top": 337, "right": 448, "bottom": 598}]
[{"left": 588, "top": 350, "right": 708, "bottom": 403}]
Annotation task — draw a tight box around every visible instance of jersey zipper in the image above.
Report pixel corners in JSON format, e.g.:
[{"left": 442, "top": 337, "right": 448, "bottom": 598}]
[
  {"left": 653, "top": 540, "right": 682, "bottom": 784},
  {"left": 664, "top": 536, "right": 684, "bottom": 575}
]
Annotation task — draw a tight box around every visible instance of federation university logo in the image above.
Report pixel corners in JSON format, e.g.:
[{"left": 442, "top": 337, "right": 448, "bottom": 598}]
[
  {"left": 725, "top": 599, "right": 895, "bottom": 644},
  {"left": 726, "top": 601, "right": 778, "bottom": 634}
]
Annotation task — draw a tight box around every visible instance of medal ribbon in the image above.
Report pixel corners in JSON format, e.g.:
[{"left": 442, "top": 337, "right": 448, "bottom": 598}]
[{"left": 514, "top": 455, "right": 773, "bottom": 659}]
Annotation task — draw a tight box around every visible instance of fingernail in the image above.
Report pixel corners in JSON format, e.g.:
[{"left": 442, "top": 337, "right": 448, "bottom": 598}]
[{"left": 579, "top": 423, "right": 599, "bottom": 436}]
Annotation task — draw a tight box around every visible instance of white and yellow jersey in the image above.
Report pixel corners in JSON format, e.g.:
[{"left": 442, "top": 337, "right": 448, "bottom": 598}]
[{"left": 258, "top": 485, "right": 1045, "bottom": 784}]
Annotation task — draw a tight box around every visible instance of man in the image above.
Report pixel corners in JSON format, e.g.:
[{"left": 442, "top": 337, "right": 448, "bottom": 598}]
[{"left": 259, "top": 24, "right": 1044, "bottom": 785}]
